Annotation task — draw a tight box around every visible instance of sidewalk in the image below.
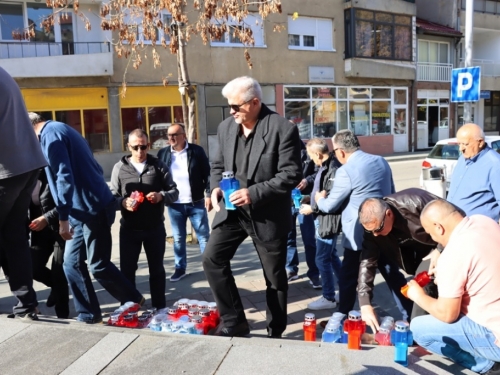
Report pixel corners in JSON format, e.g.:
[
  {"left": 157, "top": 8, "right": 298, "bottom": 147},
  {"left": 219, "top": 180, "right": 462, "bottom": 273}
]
[{"left": 0, "top": 210, "right": 473, "bottom": 374}]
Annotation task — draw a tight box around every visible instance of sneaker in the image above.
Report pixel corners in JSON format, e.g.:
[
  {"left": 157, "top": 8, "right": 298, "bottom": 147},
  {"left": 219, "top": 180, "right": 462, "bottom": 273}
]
[
  {"left": 307, "top": 296, "right": 337, "bottom": 310},
  {"left": 287, "top": 271, "right": 299, "bottom": 282},
  {"left": 309, "top": 279, "right": 322, "bottom": 289},
  {"left": 7, "top": 311, "right": 39, "bottom": 321},
  {"left": 170, "top": 269, "right": 187, "bottom": 282},
  {"left": 75, "top": 316, "right": 103, "bottom": 324}
]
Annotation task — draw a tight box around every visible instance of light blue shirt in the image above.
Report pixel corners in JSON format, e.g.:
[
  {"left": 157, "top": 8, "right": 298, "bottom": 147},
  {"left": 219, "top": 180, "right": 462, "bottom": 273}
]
[{"left": 448, "top": 146, "right": 500, "bottom": 221}]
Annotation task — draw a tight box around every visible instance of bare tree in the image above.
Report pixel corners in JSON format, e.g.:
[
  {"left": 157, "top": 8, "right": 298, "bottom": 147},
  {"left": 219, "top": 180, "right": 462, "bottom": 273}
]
[{"left": 17, "top": 1, "right": 284, "bottom": 143}]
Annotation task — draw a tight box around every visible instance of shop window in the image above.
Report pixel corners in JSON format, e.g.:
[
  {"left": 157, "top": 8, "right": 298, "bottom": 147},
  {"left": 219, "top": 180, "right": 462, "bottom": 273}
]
[
  {"left": 371, "top": 101, "right": 391, "bottom": 135},
  {"left": 54, "top": 109, "right": 109, "bottom": 152},
  {"left": 55, "top": 110, "right": 82, "bottom": 135},
  {"left": 313, "top": 100, "right": 337, "bottom": 138},
  {"left": 287, "top": 16, "right": 334, "bottom": 51},
  {"left": 121, "top": 107, "right": 147, "bottom": 149},
  {"left": 84, "top": 109, "right": 109, "bottom": 152},
  {"left": 148, "top": 107, "right": 172, "bottom": 149},
  {"left": 394, "top": 108, "right": 407, "bottom": 134},
  {"left": 344, "top": 8, "right": 412, "bottom": 61}
]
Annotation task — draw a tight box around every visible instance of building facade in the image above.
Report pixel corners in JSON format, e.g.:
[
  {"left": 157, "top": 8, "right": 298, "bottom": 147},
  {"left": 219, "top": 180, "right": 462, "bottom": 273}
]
[{"left": 2, "top": 0, "right": 425, "bottom": 176}]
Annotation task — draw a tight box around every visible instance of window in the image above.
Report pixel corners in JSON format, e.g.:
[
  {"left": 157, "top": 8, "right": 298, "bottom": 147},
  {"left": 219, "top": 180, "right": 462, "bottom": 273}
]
[
  {"left": 0, "top": 2, "right": 23, "bottom": 40},
  {"left": 484, "top": 91, "right": 500, "bottom": 132},
  {"left": 53, "top": 109, "right": 110, "bottom": 152},
  {"left": 287, "top": 16, "right": 334, "bottom": 51},
  {"left": 462, "top": 0, "right": 500, "bottom": 14},
  {"left": 123, "top": 11, "right": 172, "bottom": 44},
  {"left": 211, "top": 13, "right": 265, "bottom": 47},
  {"left": 418, "top": 40, "right": 449, "bottom": 64},
  {"left": 344, "top": 8, "right": 412, "bottom": 61},
  {"left": 284, "top": 86, "right": 408, "bottom": 138}
]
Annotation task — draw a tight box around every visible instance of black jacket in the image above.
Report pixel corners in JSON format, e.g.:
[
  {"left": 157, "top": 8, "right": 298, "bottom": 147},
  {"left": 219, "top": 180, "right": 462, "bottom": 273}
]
[
  {"left": 110, "top": 154, "right": 178, "bottom": 230},
  {"left": 157, "top": 143, "right": 210, "bottom": 202},
  {"left": 357, "top": 188, "right": 442, "bottom": 307},
  {"left": 300, "top": 141, "right": 317, "bottom": 195},
  {"left": 210, "top": 104, "right": 303, "bottom": 242},
  {"left": 311, "top": 153, "right": 343, "bottom": 238}
]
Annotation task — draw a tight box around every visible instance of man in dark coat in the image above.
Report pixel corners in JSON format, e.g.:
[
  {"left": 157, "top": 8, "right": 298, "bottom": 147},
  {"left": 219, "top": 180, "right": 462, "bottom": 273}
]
[
  {"left": 357, "top": 188, "right": 444, "bottom": 333},
  {"left": 202, "top": 76, "right": 302, "bottom": 338}
]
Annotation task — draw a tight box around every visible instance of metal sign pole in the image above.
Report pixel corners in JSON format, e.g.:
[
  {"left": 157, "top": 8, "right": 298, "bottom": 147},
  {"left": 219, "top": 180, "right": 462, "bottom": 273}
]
[{"left": 464, "top": 0, "right": 474, "bottom": 123}]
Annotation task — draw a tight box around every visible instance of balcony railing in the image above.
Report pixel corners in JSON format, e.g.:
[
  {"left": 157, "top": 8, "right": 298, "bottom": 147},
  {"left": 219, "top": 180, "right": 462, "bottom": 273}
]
[
  {"left": 417, "top": 62, "right": 453, "bottom": 82},
  {"left": 460, "top": 59, "right": 500, "bottom": 77},
  {"left": 0, "top": 41, "right": 111, "bottom": 59}
]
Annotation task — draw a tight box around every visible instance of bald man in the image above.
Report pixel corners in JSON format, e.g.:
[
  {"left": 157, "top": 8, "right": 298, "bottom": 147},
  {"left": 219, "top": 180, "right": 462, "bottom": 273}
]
[
  {"left": 409, "top": 199, "right": 500, "bottom": 374},
  {"left": 448, "top": 123, "right": 500, "bottom": 221}
]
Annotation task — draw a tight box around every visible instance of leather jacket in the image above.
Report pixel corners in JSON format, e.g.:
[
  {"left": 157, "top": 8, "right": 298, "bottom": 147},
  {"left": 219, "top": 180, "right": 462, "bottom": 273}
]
[
  {"left": 29, "top": 169, "right": 59, "bottom": 233},
  {"left": 357, "top": 188, "right": 441, "bottom": 307}
]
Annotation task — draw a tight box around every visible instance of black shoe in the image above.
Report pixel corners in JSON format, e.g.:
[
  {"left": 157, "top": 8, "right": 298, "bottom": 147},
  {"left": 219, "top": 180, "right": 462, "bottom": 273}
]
[
  {"left": 487, "top": 362, "right": 500, "bottom": 375},
  {"left": 170, "top": 269, "right": 187, "bottom": 282},
  {"left": 208, "top": 321, "right": 250, "bottom": 337},
  {"left": 7, "top": 311, "right": 39, "bottom": 321}
]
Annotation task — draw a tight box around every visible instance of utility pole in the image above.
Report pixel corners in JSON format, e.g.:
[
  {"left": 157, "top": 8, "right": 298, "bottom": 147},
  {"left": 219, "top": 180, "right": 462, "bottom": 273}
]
[{"left": 464, "top": 0, "right": 474, "bottom": 122}]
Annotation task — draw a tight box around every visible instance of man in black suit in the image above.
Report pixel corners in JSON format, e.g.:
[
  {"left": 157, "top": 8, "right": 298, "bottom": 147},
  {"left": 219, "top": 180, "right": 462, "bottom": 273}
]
[{"left": 202, "top": 76, "right": 303, "bottom": 338}]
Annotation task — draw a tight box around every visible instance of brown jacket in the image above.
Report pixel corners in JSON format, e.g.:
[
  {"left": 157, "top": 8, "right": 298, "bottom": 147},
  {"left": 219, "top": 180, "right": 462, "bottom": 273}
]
[{"left": 357, "top": 188, "right": 441, "bottom": 307}]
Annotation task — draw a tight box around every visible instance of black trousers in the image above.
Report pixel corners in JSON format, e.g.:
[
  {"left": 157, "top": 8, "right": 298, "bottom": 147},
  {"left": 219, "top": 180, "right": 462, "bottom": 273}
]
[
  {"left": 0, "top": 170, "right": 39, "bottom": 314},
  {"left": 31, "top": 228, "right": 69, "bottom": 318},
  {"left": 119, "top": 225, "right": 166, "bottom": 309},
  {"left": 202, "top": 211, "right": 288, "bottom": 336},
  {"left": 339, "top": 248, "right": 412, "bottom": 319}
]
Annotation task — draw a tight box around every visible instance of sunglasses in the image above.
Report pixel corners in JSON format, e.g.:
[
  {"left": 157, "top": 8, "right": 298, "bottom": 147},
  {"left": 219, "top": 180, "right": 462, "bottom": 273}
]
[
  {"left": 364, "top": 211, "right": 386, "bottom": 234},
  {"left": 229, "top": 99, "right": 252, "bottom": 112},
  {"left": 129, "top": 145, "right": 148, "bottom": 151},
  {"left": 167, "top": 133, "right": 184, "bottom": 138}
]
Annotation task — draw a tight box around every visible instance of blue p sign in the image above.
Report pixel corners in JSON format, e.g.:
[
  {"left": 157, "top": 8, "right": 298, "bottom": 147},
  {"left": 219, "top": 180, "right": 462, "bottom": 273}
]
[{"left": 451, "top": 67, "right": 481, "bottom": 102}]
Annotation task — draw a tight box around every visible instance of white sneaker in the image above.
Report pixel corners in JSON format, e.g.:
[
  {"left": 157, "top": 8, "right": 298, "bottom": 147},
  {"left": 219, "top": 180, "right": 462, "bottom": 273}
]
[{"left": 307, "top": 296, "right": 337, "bottom": 310}]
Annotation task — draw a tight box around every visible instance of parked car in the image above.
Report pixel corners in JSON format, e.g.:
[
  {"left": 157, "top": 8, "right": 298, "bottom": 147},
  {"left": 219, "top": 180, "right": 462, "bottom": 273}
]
[{"left": 420, "top": 136, "right": 500, "bottom": 191}]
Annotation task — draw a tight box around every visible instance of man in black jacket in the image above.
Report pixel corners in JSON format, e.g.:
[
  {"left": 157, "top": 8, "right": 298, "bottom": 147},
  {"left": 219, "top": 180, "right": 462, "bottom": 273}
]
[
  {"left": 299, "top": 138, "right": 342, "bottom": 310},
  {"left": 357, "top": 188, "right": 442, "bottom": 333},
  {"left": 111, "top": 129, "right": 178, "bottom": 309},
  {"left": 157, "top": 124, "right": 211, "bottom": 282},
  {"left": 202, "top": 76, "right": 302, "bottom": 338}
]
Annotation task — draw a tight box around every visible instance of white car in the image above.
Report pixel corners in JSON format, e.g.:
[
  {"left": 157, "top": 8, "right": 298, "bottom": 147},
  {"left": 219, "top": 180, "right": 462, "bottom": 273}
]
[{"left": 420, "top": 136, "right": 500, "bottom": 191}]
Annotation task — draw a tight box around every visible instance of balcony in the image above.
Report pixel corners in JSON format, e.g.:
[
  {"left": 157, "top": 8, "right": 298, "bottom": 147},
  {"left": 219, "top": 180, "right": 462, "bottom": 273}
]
[
  {"left": 417, "top": 62, "right": 452, "bottom": 82},
  {"left": 460, "top": 59, "right": 500, "bottom": 77},
  {"left": 0, "top": 41, "right": 113, "bottom": 78}
]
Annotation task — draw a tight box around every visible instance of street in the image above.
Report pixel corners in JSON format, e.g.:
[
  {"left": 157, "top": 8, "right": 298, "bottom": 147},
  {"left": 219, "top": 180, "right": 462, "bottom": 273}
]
[{"left": 389, "top": 158, "right": 425, "bottom": 191}]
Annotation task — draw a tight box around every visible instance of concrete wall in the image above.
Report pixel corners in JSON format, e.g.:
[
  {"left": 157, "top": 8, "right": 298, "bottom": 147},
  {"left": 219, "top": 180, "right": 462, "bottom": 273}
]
[
  {"left": 416, "top": 0, "right": 458, "bottom": 28},
  {"left": 472, "top": 30, "right": 500, "bottom": 62}
]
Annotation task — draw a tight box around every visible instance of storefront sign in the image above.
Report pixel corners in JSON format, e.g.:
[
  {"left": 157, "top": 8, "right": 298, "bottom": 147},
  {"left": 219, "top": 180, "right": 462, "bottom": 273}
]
[
  {"left": 308, "top": 66, "right": 335, "bottom": 83},
  {"left": 480, "top": 90, "right": 491, "bottom": 99}
]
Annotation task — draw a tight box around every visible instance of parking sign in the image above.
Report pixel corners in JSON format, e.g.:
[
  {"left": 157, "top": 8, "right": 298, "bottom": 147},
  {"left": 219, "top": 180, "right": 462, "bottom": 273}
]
[{"left": 451, "top": 67, "right": 481, "bottom": 102}]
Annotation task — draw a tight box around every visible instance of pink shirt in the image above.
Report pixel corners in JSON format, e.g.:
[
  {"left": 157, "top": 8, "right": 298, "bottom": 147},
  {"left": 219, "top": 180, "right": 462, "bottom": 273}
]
[{"left": 437, "top": 215, "right": 500, "bottom": 345}]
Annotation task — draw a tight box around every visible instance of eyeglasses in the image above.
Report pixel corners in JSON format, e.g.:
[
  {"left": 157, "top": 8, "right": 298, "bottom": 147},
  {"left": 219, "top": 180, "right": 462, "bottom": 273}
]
[
  {"left": 129, "top": 144, "right": 148, "bottom": 151},
  {"left": 167, "top": 133, "right": 185, "bottom": 138},
  {"left": 364, "top": 211, "right": 387, "bottom": 234},
  {"left": 229, "top": 99, "right": 253, "bottom": 112}
]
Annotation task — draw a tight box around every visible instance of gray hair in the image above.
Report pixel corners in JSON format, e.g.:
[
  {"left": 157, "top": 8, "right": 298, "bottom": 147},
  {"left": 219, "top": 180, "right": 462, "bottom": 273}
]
[
  {"left": 128, "top": 128, "right": 149, "bottom": 141},
  {"left": 306, "top": 138, "right": 329, "bottom": 155},
  {"left": 28, "top": 112, "right": 45, "bottom": 126},
  {"left": 359, "top": 198, "right": 389, "bottom": 225},
  {"left": 222, "top": 76, "right": 262, "bottom": 102},
  {"left": 333, "top": 129, "right": 360, "bottom": 153}
]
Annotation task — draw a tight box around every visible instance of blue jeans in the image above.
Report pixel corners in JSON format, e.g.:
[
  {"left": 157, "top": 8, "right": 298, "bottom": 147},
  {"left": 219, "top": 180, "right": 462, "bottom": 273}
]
[
  {"left": 64, "top": 205, "right": 142, "bottom": 321},
  {"left": 286, "top": 208, "right": 319, "bottom": 280},
  {"left": 168, "top": 201, "right": 210, "bottom": 270},
  {"left": 314, "top": 220, "right": 341, "bottom": 301},
  {"left": 120, "top": 225, "right": 166, "bottom": 309},
  {"left": 411, "top": 314, "right": 500, "bottom": 373}
]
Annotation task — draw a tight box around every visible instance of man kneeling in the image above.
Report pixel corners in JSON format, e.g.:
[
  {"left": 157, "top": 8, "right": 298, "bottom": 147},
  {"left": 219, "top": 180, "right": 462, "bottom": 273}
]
[{"left": 408, "top": 199, "right": 500, "bottom": 374}]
